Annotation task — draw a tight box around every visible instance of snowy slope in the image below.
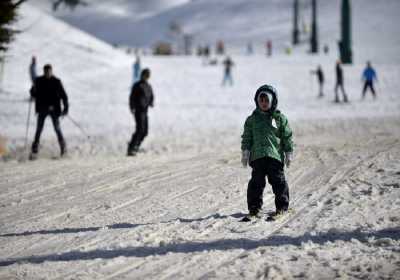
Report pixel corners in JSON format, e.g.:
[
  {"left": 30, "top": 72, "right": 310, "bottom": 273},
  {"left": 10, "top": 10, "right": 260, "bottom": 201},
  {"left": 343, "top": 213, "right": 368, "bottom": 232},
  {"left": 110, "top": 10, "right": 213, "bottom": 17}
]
[
  {"left": 30, "top": 0, "right": 192, "bottom": 44},
  {"left": 32, "top": 0, "right": 400, "bottom": 61},
  {"left": 0, "top": 1, "right": 400, "bottom": 279}
]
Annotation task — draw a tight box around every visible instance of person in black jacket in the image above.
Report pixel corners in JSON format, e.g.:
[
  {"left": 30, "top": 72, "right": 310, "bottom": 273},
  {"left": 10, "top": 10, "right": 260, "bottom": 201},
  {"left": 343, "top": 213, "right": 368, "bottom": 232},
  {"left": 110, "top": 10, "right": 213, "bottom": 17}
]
[
  {"left": 29, "top": 64, "right": 68, "bottom": 159},
  {"left": 334, "top": 60, "right": 348, "bottom": 103},
  {"left": 222, "top": 56, "right": 234, "bottom": 86},
  {"left": 311, "top": 65, "right": 324, "bottom": 97},
  {"left": 127, "top": 68, "right": 154, "bottom": 156}
]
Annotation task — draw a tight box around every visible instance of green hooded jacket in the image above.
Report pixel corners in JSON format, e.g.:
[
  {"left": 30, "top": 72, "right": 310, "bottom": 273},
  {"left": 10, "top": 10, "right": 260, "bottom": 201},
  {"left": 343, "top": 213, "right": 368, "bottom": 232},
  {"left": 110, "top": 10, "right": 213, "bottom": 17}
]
[{"left": 241, "top": 85, "right": 293, "bottom": 163}]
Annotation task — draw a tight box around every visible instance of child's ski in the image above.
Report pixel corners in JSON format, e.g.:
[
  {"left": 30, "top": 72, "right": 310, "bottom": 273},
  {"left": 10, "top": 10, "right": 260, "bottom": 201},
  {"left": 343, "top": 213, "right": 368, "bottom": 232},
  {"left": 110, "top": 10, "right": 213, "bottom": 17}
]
[
  {"left": 266, "top": 208, "right": 294, "bottom": 222},
  {"left": 240, "top": 213, "right": 262, "bottom": 222}
]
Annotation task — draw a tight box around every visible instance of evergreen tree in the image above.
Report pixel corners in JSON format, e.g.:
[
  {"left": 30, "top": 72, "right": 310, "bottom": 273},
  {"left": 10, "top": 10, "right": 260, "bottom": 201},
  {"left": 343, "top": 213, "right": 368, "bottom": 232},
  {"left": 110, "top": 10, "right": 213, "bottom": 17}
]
[{"left": 0, "top": 0, "right": 25, "bottom": 52}]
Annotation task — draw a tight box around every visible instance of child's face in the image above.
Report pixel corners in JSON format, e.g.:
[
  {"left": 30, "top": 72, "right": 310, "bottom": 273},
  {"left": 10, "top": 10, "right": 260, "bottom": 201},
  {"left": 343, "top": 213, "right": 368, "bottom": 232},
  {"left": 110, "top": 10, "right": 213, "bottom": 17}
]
[{"left": 258, "top": 95, "right": 270, "bottom": 111}]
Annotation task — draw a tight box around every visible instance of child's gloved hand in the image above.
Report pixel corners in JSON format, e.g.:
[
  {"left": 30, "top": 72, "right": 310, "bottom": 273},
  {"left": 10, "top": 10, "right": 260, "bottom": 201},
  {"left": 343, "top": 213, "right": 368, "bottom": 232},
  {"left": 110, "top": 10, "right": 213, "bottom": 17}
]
[
  {"left": 241, "top": 150, "right": 250, "bottom": 167},
  {"left": 285, "top": 152, "right": 293, "bottom": 168}
]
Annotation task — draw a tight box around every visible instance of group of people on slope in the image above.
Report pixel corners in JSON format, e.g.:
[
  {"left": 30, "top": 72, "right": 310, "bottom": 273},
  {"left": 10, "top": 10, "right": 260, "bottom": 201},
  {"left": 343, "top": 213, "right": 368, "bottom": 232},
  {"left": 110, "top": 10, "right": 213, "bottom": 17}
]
[
  {"left": 311, "top": 60, "right": 378, "bottom": 102},
  {"left": 27, "top": 56, "right": 153, "bottom": 160}
]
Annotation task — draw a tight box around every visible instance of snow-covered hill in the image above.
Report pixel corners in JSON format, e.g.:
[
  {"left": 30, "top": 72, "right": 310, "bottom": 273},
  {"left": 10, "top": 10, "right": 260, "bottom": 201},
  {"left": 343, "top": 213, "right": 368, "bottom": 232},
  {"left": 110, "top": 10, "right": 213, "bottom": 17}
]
[
  {"left": 0, "top": 1, "right": 399, "bottom": 279},
  {"left": 33, "top": 0, "right": 400, "bottom": 62}
]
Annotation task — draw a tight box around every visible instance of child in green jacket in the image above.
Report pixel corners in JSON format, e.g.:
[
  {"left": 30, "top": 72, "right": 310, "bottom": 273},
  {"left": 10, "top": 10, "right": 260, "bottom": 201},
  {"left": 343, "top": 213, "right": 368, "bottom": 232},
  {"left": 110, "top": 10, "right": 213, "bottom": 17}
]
[{"left": 241, "top": 84, "right": 293, "bottom": 220}]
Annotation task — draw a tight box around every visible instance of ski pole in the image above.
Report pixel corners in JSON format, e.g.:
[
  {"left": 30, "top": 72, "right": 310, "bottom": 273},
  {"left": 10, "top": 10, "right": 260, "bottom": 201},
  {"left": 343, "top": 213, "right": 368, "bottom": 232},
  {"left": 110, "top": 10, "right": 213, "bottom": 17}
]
[
  {"left": 66, "top": 115, "right": 91, "bottom": 139},
  {"left": 24, "top": 100, "right": 32, "bottom": 154},
  {"left": 377, "top": 80, "right": 382, "bottom": 94}
]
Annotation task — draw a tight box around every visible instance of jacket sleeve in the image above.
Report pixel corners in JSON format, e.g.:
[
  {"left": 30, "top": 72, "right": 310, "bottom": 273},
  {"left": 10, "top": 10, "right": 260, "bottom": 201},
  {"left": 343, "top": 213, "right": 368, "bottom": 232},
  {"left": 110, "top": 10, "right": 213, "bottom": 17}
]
[
  {"left": 279, "top": 113, "right": 293, "bottom": 153},
  {"left": 129, "top": 85, "right": 136, "bottom": 111},
  {"left": 149, "top": 85, "right": 154, "bottom": 107},
  {"left": 241, "top": 116, "right": 253, "bottom": 151},
  {"left": 58, "top": 79, "right": 69, "bottom": 112}
]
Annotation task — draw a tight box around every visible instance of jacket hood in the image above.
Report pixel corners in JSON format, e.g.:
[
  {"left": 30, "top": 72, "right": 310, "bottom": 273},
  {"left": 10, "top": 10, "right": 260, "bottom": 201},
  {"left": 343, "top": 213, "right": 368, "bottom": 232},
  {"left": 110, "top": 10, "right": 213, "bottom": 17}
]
[{"left": 254, "top": 84, "right": 278, "bottom": 113}]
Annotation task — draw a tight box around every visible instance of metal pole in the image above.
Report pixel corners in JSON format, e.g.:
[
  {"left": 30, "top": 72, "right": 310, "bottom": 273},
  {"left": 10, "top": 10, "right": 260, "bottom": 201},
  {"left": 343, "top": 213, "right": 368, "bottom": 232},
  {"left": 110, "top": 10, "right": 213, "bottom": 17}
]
[
  {"left": 0, "top": 56, "right": 4, "bottom": 91},
  {"left": 310, "top": 0, "right": 319, "bottom": 53},
  {"left": 24, "top": 101, "right": 32, "bottom": 154},
  {"left": 293, "top": 0, "right": 300, "bottom": 45},
  {"left": 340, "top": 0, "right": 353, "bottom": 63},
  {"left": 67, "top": 115, "right": 90, "bottom": 139}
]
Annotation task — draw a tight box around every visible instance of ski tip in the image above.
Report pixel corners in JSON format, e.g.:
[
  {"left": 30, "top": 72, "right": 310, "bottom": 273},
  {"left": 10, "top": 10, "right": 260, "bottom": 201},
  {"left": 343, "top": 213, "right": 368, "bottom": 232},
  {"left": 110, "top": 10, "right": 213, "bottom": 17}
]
[{"left": 240, "top": 216, "right": 252, "bottom": 222}]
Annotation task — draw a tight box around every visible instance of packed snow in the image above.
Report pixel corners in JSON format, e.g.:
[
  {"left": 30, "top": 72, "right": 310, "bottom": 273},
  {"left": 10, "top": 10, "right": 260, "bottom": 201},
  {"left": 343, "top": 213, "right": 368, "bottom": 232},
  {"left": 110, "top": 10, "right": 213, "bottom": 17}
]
[{"left": 0, "top": 1, "right": 399, "bottom": 279}]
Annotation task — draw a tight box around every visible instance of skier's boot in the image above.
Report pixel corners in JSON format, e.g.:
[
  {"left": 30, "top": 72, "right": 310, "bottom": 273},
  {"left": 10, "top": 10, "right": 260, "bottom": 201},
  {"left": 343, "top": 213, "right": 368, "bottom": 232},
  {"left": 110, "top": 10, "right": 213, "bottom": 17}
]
[
  {"left": 29, "top": 152, "right": 38, "bottom": 161},
  {"left": 29, "top": 144, "right": 39, "bottom": 161},
  {"left": 60, "top": 143, "right": 67, "bottom": 158},
  {"left": 127, "top": 145, "right": 138, "bottom": 157},
  {"left": 241, "top": 210, "right": 262, "bottom": 222},
  {"left": 267, "top": 208, "right": 293, "bottom": 221}
]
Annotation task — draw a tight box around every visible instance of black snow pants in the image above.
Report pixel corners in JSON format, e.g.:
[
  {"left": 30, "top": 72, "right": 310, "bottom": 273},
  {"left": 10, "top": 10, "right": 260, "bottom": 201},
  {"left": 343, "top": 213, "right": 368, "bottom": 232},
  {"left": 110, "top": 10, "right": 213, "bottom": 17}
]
[
  {"left": 128, "top": 110, "right": 148, "bottom": 151},
  {"left": 362, "top": 81, "right": 376, "bottom": 99},
  {"left": 247, "top": 157, "right": 289, "bottom": 214},
  {"left": 334, "top": 82, "right": 348, "bottom": 102},
  {"left": 31, "top": 112, "right": 65, "bottom": 153}
]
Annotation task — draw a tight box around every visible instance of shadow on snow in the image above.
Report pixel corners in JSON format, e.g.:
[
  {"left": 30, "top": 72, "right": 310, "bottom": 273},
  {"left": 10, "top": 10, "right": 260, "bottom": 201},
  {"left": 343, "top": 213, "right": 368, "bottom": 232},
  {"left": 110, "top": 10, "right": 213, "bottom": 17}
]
[
  {"left": 0, "top": 226, "right": 399, "bottom": 267},
  {"left": 0, "top": 213, "right": 245, "bottom": 238}
]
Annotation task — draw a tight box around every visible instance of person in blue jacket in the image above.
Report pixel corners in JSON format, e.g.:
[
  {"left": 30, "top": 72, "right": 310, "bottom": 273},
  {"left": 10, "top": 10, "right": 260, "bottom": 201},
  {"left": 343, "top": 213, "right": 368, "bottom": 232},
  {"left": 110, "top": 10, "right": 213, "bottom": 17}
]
[
  {"left": 29, "top": 56, "right": 37, "bottom": 84},
  {"left": 133, "top": 55, "right": 141, "bottom": 85},
  {"left": 362, "top": 61, "right": 378, "bottom": 100}
]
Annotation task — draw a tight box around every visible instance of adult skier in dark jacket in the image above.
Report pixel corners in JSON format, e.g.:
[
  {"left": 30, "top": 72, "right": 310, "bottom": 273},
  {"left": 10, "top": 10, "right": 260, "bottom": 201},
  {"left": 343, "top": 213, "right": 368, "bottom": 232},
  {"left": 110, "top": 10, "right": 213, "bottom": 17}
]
[
  {"left": 311, "top": 65, "right": 324, "bottom": 97},
  {"left": 30, "top": 64, "right": 68, "bottom": 159},
  {"left": 334, "top": 60, "right": 348, "bottom": 103},
  {"left": 127, "top": 68, "right": 154, "bottom": 156}
]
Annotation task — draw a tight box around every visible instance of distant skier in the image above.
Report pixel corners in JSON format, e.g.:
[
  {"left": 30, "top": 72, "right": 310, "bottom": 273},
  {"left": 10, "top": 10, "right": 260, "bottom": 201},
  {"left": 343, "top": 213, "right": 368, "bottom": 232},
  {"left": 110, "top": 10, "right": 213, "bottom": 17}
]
[
  {"left": 196, "top": 45, "right": 203, "bottom": 56},
  {"left": 361, "top": 61, "right": 378, "bottom": 100},
  {"left": 266, "top": 40, "right": 272, "bottom": 57},
  {"left": 127, "top": 68, "right": 154, "bottom": 156},
  {"left": 323, "top": 44, "right": 329, "bottom": 54},
  {"left": 204, "top": 45, "right": 210, "bottom": 57},
  {"left": 132, "top": 55, "right": 141, "bottom": 85},
  {"left": 203, "top": 45, "right": 210, "bottom": 65},
  {"left": 29, "top": 56, "right": 37, "bottom": 84},
  {"left": 310, "top": 65, "right": 325, "bottom": 97},
  {"left": 216, "top": 40, "right": 225, "bottom": 55},
  {"left": 247, "top": 42, "right": 253, "bottom": 55},
  {"left": 334, "top": 60, "right": 348, "bottom": 103},
  {"left": 241, "top": 85, "right": 293, "bottom": 221},
  {"left": 29, "top": 64, "right": 69, "bottom": 160},
  {"left": 222, "top": 56, "right": 234, "bottom": 86}
]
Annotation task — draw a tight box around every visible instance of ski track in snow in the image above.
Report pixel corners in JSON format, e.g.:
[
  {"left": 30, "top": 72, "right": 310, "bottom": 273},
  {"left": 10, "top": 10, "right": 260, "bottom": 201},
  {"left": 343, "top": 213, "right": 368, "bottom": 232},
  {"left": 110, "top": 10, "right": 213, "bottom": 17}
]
[{"left": 1, "top": 120, "right": 400, "bottom": 279}]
